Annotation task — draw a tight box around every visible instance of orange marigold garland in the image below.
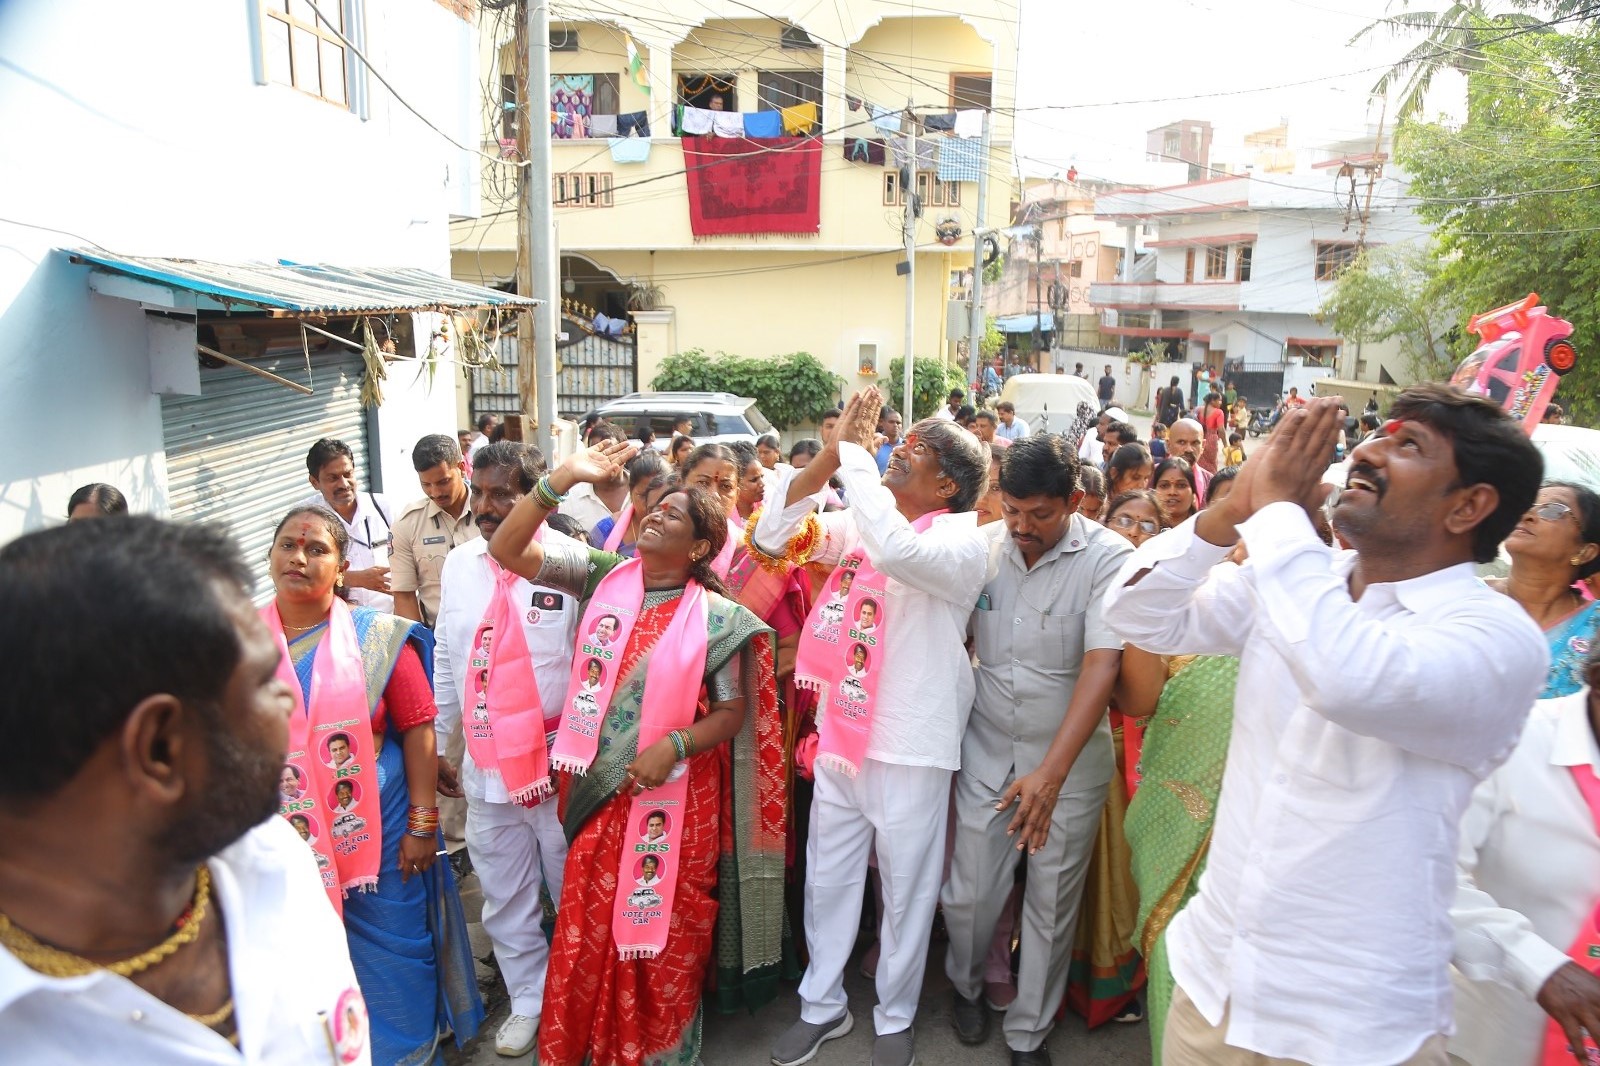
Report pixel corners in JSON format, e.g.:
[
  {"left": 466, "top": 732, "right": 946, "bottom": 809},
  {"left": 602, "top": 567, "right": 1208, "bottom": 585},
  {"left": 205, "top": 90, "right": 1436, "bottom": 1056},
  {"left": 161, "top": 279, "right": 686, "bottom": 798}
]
[{"left": 741, "top": 507, "right": 823, "bottom": 574}]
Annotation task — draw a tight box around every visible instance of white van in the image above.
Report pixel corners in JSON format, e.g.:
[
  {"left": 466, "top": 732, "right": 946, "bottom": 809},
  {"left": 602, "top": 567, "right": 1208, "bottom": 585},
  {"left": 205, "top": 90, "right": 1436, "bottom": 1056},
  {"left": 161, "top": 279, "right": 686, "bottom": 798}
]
[{"left": 995, "top": 374, "right": 1101, "bottom": 438}]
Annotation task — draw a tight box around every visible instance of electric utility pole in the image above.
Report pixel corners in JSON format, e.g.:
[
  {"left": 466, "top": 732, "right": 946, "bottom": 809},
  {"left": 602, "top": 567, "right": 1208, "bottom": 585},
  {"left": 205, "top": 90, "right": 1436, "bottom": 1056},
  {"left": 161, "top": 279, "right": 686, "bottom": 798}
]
[
  {"left": 966, "top": 110, "right": 991, "bottom": 394},
  {"left": 517, "top": 0, "right": 559, "bottom": 456},
  {"left": 901, "top": 106, "right": 917, "bottom": 420}
]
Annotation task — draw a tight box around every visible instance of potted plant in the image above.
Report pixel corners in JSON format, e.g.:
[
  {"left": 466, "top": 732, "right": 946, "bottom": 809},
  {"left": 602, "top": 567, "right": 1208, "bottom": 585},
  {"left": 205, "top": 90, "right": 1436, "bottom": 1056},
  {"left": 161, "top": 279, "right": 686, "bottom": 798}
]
[{"left": 626, "top": 280, "right": 665, "bottom": 312}]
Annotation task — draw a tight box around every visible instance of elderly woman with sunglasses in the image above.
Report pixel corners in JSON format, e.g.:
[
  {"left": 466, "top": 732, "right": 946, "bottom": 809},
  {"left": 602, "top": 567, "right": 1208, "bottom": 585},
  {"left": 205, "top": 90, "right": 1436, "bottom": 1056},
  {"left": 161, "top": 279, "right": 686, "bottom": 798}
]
[{"left": 1488, "top": 482, "right": 1600, "bottom": 698}]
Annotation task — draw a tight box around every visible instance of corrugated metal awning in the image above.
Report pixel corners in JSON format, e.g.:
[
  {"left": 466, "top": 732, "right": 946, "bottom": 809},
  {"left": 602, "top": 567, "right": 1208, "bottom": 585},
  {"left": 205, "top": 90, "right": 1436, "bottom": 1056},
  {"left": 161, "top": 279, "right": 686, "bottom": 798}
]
[
  {"left": 66, "top": 249, "right": 538, "bottom": 317},
  {"left": 994, "top": 312, "right": 1054, "bottom": 333}
]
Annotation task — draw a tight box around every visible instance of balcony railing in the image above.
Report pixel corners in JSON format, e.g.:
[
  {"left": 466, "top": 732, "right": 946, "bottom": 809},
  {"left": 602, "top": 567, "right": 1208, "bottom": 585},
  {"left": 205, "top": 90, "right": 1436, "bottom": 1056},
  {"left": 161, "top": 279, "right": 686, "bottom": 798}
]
[{"left": 1089, "top": 280, "right": 1240, "bottom": 311}]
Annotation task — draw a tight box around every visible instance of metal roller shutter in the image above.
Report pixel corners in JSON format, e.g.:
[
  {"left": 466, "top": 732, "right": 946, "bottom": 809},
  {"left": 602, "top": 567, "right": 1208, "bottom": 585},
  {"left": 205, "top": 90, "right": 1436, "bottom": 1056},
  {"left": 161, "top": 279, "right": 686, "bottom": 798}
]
[{"left": 161, "top": 349, "right": 369, "bottom": 602}]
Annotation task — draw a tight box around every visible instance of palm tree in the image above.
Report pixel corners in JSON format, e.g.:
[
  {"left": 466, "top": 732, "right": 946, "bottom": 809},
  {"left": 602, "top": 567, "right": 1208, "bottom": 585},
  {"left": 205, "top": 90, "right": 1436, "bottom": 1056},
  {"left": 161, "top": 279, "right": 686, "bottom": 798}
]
[{"left": 1350, "top": 1, "right": 1547, "bottom": 119}]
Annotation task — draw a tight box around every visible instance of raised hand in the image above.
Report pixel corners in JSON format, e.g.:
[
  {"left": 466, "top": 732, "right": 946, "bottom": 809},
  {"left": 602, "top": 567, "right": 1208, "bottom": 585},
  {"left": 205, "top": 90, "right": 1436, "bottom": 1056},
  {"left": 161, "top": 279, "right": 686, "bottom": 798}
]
[
  {"left": 555, "top": 438, "right": 637, "bottom": 491},
  {"left": 1248, "top": 397, "right": 1340, "bottom": 516},
  {"left": 836, "top": 387, "right": 884, "bottom": 453}
]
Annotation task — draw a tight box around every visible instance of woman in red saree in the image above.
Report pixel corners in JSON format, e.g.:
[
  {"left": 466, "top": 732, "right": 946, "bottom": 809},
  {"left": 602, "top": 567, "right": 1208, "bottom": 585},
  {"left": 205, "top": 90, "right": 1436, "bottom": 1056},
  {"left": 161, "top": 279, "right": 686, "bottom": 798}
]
[
  {"left": 491, "top": 442, "right": 785, "bottom": 1066},
  {"left": 1198, "top": 391, "right": 1226, "bottom": 474}
]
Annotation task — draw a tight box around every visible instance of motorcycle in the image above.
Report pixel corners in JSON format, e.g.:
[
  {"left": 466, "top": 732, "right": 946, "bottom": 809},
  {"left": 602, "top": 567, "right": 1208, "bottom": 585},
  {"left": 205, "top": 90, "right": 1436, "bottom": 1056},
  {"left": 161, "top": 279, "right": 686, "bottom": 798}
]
[{"left": 1247, "top": 406, "right": 1277, "bottom": 438}]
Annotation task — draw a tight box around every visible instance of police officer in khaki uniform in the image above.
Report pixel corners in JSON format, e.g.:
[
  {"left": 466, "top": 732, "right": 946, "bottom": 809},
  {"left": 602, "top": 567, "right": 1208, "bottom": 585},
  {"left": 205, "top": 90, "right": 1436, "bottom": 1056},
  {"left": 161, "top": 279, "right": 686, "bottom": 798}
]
[
  {"left": 391, "top": 433, "right": 477, "bottom": 841},
  {"left": 391, "top": 434, "right": 477, "bottom": 627}
]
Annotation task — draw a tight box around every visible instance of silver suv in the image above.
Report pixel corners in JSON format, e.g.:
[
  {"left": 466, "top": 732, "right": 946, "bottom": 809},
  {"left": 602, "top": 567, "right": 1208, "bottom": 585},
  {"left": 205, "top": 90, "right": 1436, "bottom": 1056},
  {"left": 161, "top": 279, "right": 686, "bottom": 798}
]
[{"left": 588, "top": 392, "right": 772, "bottom": 448}]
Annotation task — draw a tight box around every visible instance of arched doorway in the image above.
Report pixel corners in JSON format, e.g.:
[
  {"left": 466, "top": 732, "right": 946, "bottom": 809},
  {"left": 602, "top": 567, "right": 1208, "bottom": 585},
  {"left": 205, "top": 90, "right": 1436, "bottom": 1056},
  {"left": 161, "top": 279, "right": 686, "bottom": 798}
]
[{"left": 560, "top": 253, "right": 630, "bottom": 323}]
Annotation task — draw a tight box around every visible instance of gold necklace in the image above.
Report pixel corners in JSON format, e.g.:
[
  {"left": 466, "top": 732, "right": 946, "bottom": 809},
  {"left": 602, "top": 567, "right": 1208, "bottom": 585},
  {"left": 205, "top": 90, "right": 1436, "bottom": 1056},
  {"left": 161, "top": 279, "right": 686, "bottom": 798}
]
[
  {"left": 189, "top": 997, "right": 234, "bottom": 1027},
  {"left": 0, "top": 866, "right": 210, "bottom": 978}
]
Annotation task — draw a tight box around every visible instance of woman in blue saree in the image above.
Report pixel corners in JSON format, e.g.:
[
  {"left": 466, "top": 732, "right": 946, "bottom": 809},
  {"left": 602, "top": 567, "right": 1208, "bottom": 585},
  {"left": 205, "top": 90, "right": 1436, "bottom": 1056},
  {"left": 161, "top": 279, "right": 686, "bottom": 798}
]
[
  {"left": 266, "top": 505, "right": 484, "bottom": 1065},
  {"left": 1488, "top": 481, "right": 1600, "bottom": 698}
]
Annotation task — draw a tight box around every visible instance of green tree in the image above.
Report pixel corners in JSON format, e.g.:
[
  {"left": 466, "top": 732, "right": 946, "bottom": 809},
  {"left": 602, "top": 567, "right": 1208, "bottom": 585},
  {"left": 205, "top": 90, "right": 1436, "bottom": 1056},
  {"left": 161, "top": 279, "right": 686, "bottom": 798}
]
[
  {"left": 885, "top": 356, "right": 967, "bottom": 420},
  {"left": 1395, "top": 20, "right": 1600, "bottom": 421},
  {"left": 1318, "top": 243, "right": 1457, "bottom": 381},
  {"left": 649, "top": 349, "right": 842, "bottom": 430},
  {"left": 1350, "top": 2, "right": 1546, "bottom": 120},
  {"left": 981, "top": 314, "right": 1004, "bottom": 361}
]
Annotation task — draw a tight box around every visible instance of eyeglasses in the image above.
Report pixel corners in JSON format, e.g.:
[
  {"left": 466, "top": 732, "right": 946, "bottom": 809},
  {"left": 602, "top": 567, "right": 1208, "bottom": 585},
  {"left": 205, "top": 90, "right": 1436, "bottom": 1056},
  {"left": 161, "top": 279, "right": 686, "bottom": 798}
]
[
  {"left": 1108, "top": 514, "right": 1160, "bottom": 535},
  {"left": 1529, "top": 500, "right": 1578, "bottom": 524}
]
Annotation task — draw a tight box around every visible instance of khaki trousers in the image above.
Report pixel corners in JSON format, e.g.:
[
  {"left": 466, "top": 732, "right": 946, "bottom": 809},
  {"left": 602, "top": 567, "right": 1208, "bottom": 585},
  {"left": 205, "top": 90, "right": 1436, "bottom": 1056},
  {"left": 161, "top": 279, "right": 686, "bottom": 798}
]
[{"left": 1163, "top": 984, "right": 1449, "bottom": 1066}]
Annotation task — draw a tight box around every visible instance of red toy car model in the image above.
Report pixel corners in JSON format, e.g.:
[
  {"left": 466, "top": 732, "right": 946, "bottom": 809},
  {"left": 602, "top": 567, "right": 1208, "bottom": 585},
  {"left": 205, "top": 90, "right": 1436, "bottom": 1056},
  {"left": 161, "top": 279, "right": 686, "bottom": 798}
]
[{"left": 1449, "top": 293, "right": 1577, "bottom": 433}]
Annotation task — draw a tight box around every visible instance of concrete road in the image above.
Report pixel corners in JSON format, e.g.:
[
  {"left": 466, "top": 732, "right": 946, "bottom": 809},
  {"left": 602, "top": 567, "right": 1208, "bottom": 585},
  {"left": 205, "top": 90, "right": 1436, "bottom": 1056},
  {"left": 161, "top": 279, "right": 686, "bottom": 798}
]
[{"left": 445, "top": 867, "right": 1152, "bottom": 1066}]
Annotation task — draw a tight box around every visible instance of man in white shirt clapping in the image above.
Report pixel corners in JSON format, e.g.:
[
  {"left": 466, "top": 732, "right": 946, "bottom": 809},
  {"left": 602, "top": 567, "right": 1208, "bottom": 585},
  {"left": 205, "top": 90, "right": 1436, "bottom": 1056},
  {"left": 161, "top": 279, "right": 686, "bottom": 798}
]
[
  {"left": 762, "top": 388, "right": 991, "bottom": 1066},
  {"left": 1103, "top": 387, "right": 1548, "bottom": 1065}
]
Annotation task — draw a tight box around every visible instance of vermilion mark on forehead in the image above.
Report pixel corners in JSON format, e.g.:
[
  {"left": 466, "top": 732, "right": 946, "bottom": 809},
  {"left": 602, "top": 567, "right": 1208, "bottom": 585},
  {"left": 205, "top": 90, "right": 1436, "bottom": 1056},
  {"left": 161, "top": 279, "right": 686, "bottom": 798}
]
[{"left": 1383, "top": 418, "right": 1405, "bottom": 436}]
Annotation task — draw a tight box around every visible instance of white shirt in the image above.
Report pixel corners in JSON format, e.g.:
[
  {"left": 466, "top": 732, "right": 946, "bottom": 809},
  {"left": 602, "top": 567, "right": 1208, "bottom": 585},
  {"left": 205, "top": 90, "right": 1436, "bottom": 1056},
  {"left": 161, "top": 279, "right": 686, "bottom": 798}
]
[
  {"left": 755, "top": 442, "right": 989, "bottom": 769},
  {"left": 434, "top": 532, "right": 581, "bottom": 804},
  {"left": 932, "top": 405, "right": 957, "bottom": 422},
  {"left": 296, "top": 491, "right": 394, "bottom": 612},
  {"left": 557, "top": 482, "right": 624, "bottom": 538},
  {"left": 1102, "top": 502, "right": 1547, "bottom": 1066},
  {"left": 0, "top": 818, "right": 368, "bottom": 1065},
  {"left": 995, "top": 417, "right": 1030, "bottom": 441},
  {"left": 1450, "top": 688, "right": 1600, "bottom": 1066}
]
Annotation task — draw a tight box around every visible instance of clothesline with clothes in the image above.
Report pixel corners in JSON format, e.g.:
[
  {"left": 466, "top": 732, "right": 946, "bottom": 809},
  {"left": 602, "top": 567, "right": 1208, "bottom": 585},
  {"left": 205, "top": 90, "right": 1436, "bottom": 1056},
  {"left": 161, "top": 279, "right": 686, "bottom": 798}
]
[
  {"left": 573, "top": 97, "right": 991, "bottom": 172},
  {"left": 673, "top": 102, "right": 819, "bottom": 138},
  {"left": 836, "top": 106, "right": 989, "bottom": 182}
]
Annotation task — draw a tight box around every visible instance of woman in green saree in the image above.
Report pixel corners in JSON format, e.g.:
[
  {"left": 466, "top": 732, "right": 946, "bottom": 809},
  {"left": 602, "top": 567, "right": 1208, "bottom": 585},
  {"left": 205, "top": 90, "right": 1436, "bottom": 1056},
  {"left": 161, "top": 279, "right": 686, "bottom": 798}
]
[
  {"left": 1118, "top": 467, "right": 1244, "bottom": 1062},
  {"left": 1120, "top": 654, "right": 1238, "bottom": 1062}
]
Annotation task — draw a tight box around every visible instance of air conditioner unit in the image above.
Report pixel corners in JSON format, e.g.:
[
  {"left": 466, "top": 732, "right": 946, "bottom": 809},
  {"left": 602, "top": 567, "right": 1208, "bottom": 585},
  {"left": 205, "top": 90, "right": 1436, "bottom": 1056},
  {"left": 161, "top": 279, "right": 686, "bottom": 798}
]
[
  {"left": 780, "top": 26, "right": 818, "bottom": 49},
  {"left": 550, "top": 27, "right": 579, "bottom": 51}
]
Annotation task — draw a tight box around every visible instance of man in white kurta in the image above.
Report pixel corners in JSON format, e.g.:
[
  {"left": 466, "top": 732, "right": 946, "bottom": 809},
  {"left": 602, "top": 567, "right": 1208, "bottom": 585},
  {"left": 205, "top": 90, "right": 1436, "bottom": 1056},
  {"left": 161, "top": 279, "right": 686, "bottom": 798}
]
[
  {"left": 764, "top": 393, "right": 991, "bottom": 1066},
  {"left": 434, "top": 443, "right": 580, "bottom": 1058}
]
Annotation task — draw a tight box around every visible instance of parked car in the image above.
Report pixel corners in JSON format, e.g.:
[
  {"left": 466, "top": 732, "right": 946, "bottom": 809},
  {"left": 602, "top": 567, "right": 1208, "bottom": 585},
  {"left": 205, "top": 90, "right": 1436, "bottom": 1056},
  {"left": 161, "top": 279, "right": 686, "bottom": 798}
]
[
  {"left": 586, "top": 392, "right": 772, "bottom": 450},
  {"left": 994, "top": 373, "right": 1101, "bottom": 439}
]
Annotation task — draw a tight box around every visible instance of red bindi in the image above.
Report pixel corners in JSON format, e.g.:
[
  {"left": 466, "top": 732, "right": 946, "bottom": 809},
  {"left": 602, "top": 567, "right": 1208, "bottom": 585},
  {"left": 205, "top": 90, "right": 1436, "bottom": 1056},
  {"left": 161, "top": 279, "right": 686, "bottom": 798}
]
[{"left": 1382, "top": 419, "right": 1405, "bottom": 437}]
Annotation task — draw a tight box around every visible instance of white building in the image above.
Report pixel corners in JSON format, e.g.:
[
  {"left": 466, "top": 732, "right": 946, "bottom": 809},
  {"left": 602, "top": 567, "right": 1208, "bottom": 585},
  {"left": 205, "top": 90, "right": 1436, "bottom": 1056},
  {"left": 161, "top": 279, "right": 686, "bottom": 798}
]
[
  {"left": 0, "top": 0, "right": 521, "bottom": 586},
  {"left": 1089, "top": 159, "right": 1428, "bottom": 397}
]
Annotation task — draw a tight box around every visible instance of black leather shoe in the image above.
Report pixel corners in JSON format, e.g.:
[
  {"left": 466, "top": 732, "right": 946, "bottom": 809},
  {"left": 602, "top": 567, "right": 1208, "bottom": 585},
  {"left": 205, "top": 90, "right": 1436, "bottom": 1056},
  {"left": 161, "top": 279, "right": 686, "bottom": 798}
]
[
  {"left": 1010, "top": 1047, "right": 1053, "bottom": 1066},
  {"left": 951, "top": 991, "right": 989, "bottom": 1045}
]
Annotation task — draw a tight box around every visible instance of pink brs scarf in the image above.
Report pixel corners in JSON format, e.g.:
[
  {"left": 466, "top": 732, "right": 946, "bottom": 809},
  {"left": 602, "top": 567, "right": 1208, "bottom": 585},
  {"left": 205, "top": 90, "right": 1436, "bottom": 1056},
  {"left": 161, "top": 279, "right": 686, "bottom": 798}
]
[
  {"left": 464, "top": 555, "right": 552, "bottom": 805},
  {"left": 551, "top": 559, "right": 709, "bottom": 959},
  {"left": 264, "top": 597, "right": 381, "bottom": 916},
  {"left": 602, "top": 500, "right": 633, "bottom": 552},
  {"left": 794, "top": 510, "right": 945, "bottom": 777}
]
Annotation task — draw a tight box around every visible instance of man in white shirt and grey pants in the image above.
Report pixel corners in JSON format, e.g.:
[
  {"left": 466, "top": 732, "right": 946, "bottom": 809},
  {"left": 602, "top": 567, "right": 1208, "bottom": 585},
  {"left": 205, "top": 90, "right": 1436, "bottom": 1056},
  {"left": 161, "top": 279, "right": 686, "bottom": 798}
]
[
  {"left": 1103, "top": 386, "right": 1548, "bottom": 1065},
  {"left": 762, "top": 388, "right": 991, "bottom": 1066},
  {"left": 433, "top": 442, "right": 579, "bottom": 1058}
]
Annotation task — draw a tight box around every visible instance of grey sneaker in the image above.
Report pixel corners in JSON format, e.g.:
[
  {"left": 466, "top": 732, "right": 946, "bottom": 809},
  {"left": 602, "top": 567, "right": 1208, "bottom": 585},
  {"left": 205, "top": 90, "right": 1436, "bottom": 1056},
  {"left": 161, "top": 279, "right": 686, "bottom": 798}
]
[
  {"left": 871, "top": 1027, "right": 916, "bottom": 1066},
  {"left": 771, "top": 1011, "right": 854, "bottom": 1066}
]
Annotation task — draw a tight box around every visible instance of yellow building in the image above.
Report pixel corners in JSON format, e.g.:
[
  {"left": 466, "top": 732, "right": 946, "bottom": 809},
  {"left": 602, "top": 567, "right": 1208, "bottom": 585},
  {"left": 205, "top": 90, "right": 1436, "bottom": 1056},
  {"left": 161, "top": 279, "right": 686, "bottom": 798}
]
[{"left": 450, "top": 0, "right": 1018, "bottom": 422}]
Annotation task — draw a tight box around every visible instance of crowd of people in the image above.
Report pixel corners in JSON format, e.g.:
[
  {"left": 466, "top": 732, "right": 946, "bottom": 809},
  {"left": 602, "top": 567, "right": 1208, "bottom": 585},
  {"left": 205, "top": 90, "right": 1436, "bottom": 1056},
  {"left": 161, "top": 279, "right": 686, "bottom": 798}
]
[{"left": 6, "top": 379, "right": 1600, "bottom": 1066}]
